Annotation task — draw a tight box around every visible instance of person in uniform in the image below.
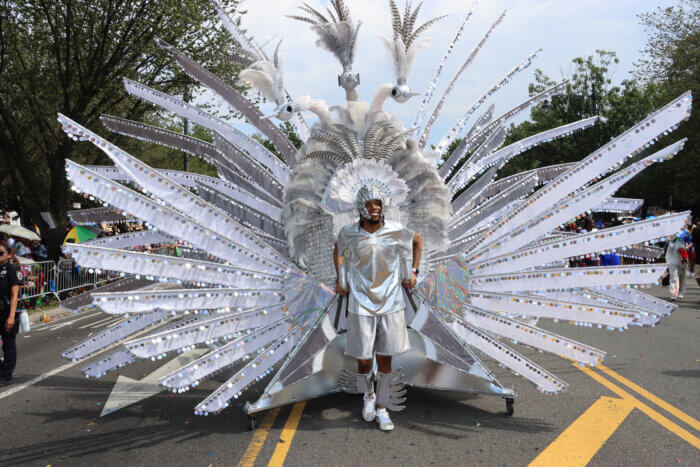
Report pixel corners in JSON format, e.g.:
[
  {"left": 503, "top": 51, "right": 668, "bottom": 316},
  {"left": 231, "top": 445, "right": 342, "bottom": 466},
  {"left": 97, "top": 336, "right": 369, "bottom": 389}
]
[
  {"left": 0, "top": 243, "right": 21, "bottom": 386},
  {"left": 333, "top": 186, "right": 423, "bottom": 431}
]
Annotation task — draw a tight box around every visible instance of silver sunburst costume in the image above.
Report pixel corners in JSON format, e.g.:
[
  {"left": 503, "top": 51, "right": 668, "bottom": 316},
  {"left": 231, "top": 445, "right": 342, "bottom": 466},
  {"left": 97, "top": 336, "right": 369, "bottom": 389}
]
[{"left": 57, "top": 0, "right": 691, "bottom": 422}]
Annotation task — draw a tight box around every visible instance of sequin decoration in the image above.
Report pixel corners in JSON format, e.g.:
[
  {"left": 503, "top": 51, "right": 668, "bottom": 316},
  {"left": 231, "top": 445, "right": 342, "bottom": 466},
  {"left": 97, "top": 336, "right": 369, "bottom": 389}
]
[
  {"left": 301, "top": 217, "right": 337, "bottom": 287},
  {"left": 283, "top": 270, "right": 334, "bottom": 329},
  {"left": 415, "top": 259, "right": 470, "bottom": 322}
]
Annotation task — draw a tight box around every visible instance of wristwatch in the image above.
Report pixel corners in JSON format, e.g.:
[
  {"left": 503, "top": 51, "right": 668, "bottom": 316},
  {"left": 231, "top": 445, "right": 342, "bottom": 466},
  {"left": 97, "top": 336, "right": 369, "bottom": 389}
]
[{"left": 412, "top": 268, "right": 420, "bottom": 277}]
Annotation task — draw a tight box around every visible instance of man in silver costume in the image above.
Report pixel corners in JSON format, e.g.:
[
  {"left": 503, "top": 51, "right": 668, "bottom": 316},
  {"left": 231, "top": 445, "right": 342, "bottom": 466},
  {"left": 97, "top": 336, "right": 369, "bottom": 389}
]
[{"left": 333, "top": 185, "right": 423, "bottom": 431}]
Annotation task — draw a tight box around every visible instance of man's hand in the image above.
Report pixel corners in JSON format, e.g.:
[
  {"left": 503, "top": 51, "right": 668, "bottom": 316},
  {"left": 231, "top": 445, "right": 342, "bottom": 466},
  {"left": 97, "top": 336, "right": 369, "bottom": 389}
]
[
  {"left": 403, "top": 273, "right": 417, "bottom": 290},
  {"left": 5, "top": 314, "right": 15, "bottom": 331},
  {"left": 335, "top": 281, "right": 348, "bottom": 296}
]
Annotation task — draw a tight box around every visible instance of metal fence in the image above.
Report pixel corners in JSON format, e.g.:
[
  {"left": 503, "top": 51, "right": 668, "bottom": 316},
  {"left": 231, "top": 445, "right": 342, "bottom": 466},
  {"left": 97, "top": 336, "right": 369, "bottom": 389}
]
[
  {"left": 17, "top": 259, "right": 120, "bottom": 304},
  {"left": 17, "top": 243, "right": 202, "bottom": 305}
]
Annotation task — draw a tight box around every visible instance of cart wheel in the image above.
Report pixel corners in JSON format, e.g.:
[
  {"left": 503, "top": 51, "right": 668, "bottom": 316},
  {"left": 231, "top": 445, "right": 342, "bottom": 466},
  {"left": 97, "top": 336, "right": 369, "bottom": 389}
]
[
  {"left": 505, "top": 398, "right": 514, "bottom": 417},
  {"left": 248, "top": 414, "right": 256, "bottom": 431}
]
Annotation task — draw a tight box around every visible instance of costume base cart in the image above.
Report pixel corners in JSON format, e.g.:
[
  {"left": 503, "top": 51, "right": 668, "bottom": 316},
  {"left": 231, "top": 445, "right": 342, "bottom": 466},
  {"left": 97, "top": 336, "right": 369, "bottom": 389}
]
[{"left": 244, "top": 303, "right": 515, "bottom": 427}]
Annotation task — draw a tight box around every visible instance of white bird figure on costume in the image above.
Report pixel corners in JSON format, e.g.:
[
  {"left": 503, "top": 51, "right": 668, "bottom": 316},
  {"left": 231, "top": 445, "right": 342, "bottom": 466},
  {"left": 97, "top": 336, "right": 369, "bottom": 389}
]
[{"left": 57, "top": 0, "right": 692, "bottom": 422}]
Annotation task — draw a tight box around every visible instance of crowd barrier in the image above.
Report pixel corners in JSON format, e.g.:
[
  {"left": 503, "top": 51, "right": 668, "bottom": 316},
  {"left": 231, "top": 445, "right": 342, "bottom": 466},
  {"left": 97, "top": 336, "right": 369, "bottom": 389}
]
[{"left": 17, "top": 259, "right": 120, "bottom": 304}]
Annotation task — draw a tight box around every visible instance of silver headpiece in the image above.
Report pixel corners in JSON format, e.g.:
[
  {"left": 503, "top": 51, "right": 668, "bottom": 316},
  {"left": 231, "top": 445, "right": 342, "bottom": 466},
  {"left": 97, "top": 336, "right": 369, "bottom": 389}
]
[
  {"left": 325, "top": 158, "right": 409, "bottom": 218},
  {"left": 356, "top": 185, "right": 384, "bottom": 219}
]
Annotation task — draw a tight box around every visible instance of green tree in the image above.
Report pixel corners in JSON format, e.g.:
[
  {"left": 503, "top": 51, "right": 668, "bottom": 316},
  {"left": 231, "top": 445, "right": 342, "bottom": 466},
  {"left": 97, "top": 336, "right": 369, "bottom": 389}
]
[
  {"left": 442, "top": 51, "right": 639, "bottom": 191},
  {"left": 623, "top": 1, "right": 700, "bottom": 214},
  {"left": 497, "top": 50, "right": 661, "bottom": 178},
  {"left": 252, "top": 121, "right": 304, "bottom": 158},
  {"left": 0, "top": 0, "right": 244, "bottom": 259},
  {"left": 492, "top": 3, "right": 699, "bottom": 216}
]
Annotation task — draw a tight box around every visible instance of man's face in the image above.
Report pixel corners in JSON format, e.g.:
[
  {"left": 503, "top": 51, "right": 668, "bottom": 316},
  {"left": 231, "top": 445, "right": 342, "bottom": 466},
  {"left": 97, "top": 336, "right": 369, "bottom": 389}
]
[
  {"left": 0, "top": 247, "right": 9, "bottom": 265},
  {"left": 364, "top": 199, "right": 382, "bottom": 223}
]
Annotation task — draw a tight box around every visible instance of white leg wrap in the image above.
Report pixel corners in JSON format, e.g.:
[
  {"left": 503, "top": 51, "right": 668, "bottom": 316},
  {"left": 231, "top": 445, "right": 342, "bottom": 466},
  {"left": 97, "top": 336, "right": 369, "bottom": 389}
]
[
  {"left": 375, "top": 369, "right": 407, "bottom": 411},
  {"left": 338, "top": 369, "right": 373, "bottom": 395}
]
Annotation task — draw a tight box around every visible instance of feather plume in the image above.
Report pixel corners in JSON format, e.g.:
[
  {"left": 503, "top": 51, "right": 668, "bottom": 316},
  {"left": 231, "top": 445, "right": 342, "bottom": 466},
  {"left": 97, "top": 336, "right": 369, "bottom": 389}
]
[
  {"left": 386, "top": 1, "right": 446, "bottom": 49},
  {"left": 310, "top": 22, "right": 361, "bottom": 70},
  {"left": 237, "top": 42, "right": 286, "bottom": 105},
  {"left": 300, "top": 3, "right": 330, "bottom": 23},
  {"left": 409, "top": 15, "right": 447, "bottom": 47},
  {"left": 379, "top": 34, "right": 431, "bottom": 84},
  {"left": 388, "top": 145, "right": 452, "bottom": 251},
  {"left": 325, "top": 6, "right": 338, "bottom": 23},
  {"left": 332, "top": 0, "right": 351, "bottom": 22},
  {"left": 288, "top": 1, "right": 359, "bottom": 71},
  {"left": 389, "top": 0, "right": 402, "bottom": 38},
  {"left": 380, "top": 1, "right": 444, "bottom": 83},
  {"left": 286, "top": 14, "right": 318, "bottom": 26}
]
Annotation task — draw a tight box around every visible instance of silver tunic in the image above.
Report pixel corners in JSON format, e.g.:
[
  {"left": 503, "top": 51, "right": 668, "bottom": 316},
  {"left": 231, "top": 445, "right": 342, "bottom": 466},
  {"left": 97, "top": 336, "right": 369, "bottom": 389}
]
[{"left": 336, "top": 220, "right": 413, "bottom": 316}]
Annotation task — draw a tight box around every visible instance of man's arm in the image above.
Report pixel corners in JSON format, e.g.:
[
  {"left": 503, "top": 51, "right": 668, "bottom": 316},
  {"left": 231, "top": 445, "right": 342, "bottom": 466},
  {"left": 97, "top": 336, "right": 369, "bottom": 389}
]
[
  {"left": 333, "top": 242, "right": 347, "bottom": 295},
  {"left": 412, "top": 233, "right": 423, "bottom": 268},
  {"left": 403, "top": 233, "right": 423, "bottom": 289},
  {"left": 6, "top": 284, "right": 18, "bottom": 331}
]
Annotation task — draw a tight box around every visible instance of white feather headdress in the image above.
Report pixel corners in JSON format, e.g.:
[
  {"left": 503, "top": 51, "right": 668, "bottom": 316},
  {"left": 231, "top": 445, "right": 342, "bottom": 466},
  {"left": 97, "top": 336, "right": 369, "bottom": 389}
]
[{"left": 325, "top": 158, "right": 409, "bottom": 213}]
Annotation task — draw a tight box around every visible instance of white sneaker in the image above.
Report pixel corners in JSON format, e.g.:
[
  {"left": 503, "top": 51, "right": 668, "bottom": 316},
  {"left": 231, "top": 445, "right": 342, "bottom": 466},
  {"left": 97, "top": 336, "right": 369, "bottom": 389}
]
[
  {"left": 362, "top": 393, "right": 376, "bottom": 422},
  {"left": 678, "top": 295, "right": 684, "bottom": 299},
  {"left": 375, "top": 407, "right": 394, "bottom": 431}
]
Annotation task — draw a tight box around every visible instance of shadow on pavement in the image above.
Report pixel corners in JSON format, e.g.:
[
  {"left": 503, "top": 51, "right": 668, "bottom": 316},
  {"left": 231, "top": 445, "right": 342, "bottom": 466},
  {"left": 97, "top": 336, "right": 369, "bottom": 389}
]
[
  {"left": 0, "top": 423, "right": 208, "bottom": 466},
  {"left": 0, "top": 372, "right": 555, "bottom": 465},
  {"left": 295, "top": 389, "right": 555, "bottom": 439},
  {"left": 662, "top": 369, "right": 700, "bottom": 378},
  {"left": 0, "top": 373, "right": 253, "bottom": 465}
]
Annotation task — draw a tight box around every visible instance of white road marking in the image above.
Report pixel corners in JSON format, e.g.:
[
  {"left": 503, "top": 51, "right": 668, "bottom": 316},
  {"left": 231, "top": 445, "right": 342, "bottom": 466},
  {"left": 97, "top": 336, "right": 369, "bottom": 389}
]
[
  {"left": 0, "top": 361, "right": 77, "bottom": 401},
  {"left": 101, "top": 349, "right": 207, "bottom": 416},
  {"left": 89, "top": 317, "right": 123, "bottom": 329},
  {"left": 35, "top": 311, "right": 101, "bottom": 331},
  {"left": 78, "top": 316, "right": 116, "bottom": 329},
  {"left": 0, "top": 315, "right": 179, "bottom": 401}
]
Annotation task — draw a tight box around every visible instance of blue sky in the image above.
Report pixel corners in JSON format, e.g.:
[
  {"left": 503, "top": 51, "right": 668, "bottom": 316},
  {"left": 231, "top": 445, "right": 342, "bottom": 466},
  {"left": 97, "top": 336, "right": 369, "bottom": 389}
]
[{"left": 230, "top": 0, "right": 679, "bottom": 144}]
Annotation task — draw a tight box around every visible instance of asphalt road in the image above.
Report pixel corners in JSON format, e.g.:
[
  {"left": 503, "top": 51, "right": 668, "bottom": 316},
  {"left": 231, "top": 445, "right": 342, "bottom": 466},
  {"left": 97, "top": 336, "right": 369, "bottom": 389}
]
[{"left": 0, "top": 284, "right": 698, "bottom": 466}]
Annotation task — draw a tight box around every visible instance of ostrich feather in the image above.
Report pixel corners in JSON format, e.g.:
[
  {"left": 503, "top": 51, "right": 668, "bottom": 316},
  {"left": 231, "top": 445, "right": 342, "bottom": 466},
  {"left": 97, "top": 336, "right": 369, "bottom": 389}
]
[
  {"left": 387, "top": 0, "right": 446, "bottom": 49},
  {"left": 311, "top": 21, "right": 361, "bottom": 69},
  {"left": 379, "top": 34, "right": 431, "bottom": 83},
  {"left": 237, "top": 41, "right": 286, "bottom": 105},
  {"left": 289, "top": 1, "right": 359, "bottom": 70}
]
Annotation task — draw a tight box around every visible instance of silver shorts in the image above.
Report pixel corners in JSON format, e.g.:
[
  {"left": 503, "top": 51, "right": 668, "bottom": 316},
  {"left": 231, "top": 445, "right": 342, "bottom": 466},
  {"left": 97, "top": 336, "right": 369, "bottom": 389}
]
[{"left": 345, "top": 310, "right": 410, "bottom": 360}]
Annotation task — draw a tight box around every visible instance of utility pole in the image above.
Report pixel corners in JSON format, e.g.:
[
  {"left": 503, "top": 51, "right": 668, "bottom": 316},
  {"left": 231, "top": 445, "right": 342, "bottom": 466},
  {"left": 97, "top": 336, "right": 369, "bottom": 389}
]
[
  {"left": 183, "top": 87, "right": 191, "bottom": 172},
  {"left": 591, "top": 83, "right": 599, "bottom": 149}
]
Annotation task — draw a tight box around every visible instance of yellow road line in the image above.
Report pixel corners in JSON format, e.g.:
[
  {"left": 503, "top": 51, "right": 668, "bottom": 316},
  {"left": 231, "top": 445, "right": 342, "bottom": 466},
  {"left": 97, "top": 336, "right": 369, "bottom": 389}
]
[
  {"left": 578, "top": 365, "right": 700, "bottom": 449},
  {"left": 597, "top": 363, "right": 700, "bottom": 432},
  {"left": 238, "top": 408, "right": 281, "bottom": 467},
  {"left": 268, "top": 401, "right": 306, "bottom": 467},
  {"left": 529, "top": 396, "right": 635, "bottom": 466}
]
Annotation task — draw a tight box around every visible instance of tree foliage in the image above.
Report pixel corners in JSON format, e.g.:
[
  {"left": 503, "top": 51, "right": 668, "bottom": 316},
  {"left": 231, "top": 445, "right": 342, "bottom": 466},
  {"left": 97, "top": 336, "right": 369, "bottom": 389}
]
[
  {"left": 0, "top": 0, "right": 243, "bottom": 258},
  {"left": 252, "top": 121, "right": 304, "bottom": 159},
  {"left": 495, "top": 0, "right": 699, "bottom": 215},
  {"left": 624, "top": 0, "right": 699, "bottom": 214},
  {"left": 498, "top": 50, "right": 657, "bottom": 179}
]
